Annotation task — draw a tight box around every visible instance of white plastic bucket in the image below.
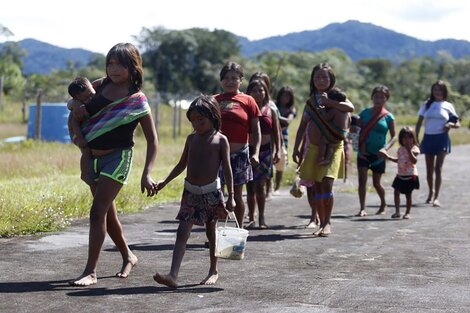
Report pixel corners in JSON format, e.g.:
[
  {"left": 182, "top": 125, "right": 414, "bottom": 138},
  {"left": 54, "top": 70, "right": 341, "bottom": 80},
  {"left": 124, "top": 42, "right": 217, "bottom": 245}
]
[{"left": 215, "top": 213, "right": 249, "bottom": 260}]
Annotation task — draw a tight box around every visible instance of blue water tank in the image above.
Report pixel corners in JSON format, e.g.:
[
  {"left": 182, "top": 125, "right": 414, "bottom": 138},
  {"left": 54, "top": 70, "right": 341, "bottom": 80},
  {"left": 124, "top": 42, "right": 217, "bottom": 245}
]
[{"left": 27, "top": 103, "right": 71, "bottom": 143}]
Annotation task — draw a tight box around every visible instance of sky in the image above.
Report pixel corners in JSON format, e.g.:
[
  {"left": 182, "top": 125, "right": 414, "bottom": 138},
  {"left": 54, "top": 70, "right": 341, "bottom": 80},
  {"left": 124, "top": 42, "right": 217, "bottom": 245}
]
[{"left": 1, "top": 0, "right": 469, "bottom": 55}]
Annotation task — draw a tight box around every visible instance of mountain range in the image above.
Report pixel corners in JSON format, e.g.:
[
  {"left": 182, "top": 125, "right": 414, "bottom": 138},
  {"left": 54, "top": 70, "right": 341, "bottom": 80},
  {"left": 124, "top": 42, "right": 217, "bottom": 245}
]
[{"left": 2, "top": 20, "right": 470, "bottom": 75}]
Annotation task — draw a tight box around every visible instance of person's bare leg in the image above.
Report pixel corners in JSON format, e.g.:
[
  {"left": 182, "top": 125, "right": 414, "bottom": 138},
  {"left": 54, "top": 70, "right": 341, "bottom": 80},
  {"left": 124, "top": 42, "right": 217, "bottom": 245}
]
[
  {"left": 233, "top": 184, "right": 245, "bottom": 228},
  {"left": 245, "top": 181, "right": 256, "bottom": 228},
  {"left": 255, "top": 179, "right": 268, "bottom": 228},
  {"left": 392, "top": 189, "right": 401, "bottom": 218},
  {"left": 313, "top": 183, "right": 325, "bottom": 236},
  {"left": 70, "top": 176, "right": 122, "bottom": 286},
  {"left": 404, "top": 193, "right": 412, "bottom": 218},
  {"left": 265, "top": 176, "right": 273, "bottom": 200},
  {"left": 306, "top": 186, "right": 319, "bottom": 228},
  {"left": 319, "top": 178, "right": 334, "bottom": 236},
  {"left": 274, "top": 170, "right": 283, "bottom": 191},
  {"left": 200, "top": 221, "right": 219, "bottom": 285},
  {"left": 106, "top": 202, "right": 138, "bottom": 278},
  {"left": 425, "top": 154, "right": 435, "bottom": 203},
  {"left": 153, "top": 221, "right": 192, "bottom": 288},
  {"left": 356, "top": 166, "right": 368, "bottom": 216},
  {"left": 372, "top": 172, "right": 386, "bottom": 214},
  {"left": 433, "top": 152, "right": 446, "bottom": 206}
]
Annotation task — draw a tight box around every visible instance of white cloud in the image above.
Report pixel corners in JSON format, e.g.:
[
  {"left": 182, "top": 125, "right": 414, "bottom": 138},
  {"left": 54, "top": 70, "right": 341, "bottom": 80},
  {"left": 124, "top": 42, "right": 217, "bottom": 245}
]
[{"left": 1, "top": 0, "right": 470, "bottom": 54}]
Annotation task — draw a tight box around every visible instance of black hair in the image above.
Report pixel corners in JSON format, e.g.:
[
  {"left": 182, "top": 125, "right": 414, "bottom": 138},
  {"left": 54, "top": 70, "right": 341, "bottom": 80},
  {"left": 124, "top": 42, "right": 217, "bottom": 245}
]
[
  {"left": 276, "top": 86, "right": 295, "bottom": 109},
  {"left": 309, "top": 63, "right": 336, "bottom": 96},
  {"left": 106, "top": 43, "right": 143, "bottom": 92},
  {"left": 371, "top": 85, "right": 390, "bottom": 100},
  {"left": 398, "top": 126, "right": 418, "bottom": 146},
  {"left": 219, "top": 61, "right": 244, "bottom": 81},
  {"left": 425, "top": 80, "right": 448, "bottom": 110},
  {"left": 327, "top": 87, "right": 347, "bottom": 102},
  {"left": 186, "top": 95, "right": 222, "bottom": 131},
  {"left": 68, "top": 76, "right": 91, "bottom": 98},
  {"left": 246, "top": 79, "right": 270, "bottom": 105}
]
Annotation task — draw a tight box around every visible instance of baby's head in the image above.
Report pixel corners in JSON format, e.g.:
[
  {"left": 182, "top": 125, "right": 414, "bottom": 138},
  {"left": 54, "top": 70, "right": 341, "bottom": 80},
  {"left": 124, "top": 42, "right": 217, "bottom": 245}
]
[
  {"left": 68, "top": 77, "right": 95, "bottom": 104},
  {"left": 327, "top": 87, "right": 347, "bottom": 102}
]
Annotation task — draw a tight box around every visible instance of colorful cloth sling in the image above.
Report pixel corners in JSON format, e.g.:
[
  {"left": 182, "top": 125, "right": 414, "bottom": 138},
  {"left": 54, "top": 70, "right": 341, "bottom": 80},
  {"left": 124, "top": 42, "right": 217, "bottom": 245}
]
[
  {"left": 81, "top": 92, "right": 150, "bottom": 142},
  {"left": 358, "top": 107, "right": 389, "bottom": 147},
  {"left": 304, "top": 97, "right": 347, "bottom": 144}
]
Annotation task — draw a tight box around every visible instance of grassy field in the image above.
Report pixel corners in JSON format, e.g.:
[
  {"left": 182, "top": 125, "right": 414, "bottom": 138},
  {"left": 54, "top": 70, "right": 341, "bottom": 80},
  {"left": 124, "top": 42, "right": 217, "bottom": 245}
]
[{"left": 0, "top": 103, "right": 468, "bottom": 237}]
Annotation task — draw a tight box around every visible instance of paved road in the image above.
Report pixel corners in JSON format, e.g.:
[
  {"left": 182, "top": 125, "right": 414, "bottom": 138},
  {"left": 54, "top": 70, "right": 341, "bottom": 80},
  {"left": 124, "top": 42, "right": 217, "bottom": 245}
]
[{"left": 1, "top": 145, "right": 470, "bottom": 313}]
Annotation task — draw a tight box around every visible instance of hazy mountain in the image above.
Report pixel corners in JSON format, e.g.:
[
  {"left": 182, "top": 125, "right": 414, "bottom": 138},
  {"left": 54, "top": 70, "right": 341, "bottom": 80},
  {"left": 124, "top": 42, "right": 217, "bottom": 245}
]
[
  {"left": 2, "top": 20, "right": 470, "bottom": 75},
  {"left": 240, "top": 20, "right": 470, "bottom": 62},
  {"left": 0, "top": 38, "right": 98, "bottom": 75}
]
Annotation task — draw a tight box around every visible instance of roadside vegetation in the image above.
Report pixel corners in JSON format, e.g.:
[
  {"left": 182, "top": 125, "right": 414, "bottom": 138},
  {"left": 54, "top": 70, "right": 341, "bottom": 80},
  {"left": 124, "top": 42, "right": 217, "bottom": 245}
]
[{"left": 1, "top": 27, "right": 469, "bottom": 236}]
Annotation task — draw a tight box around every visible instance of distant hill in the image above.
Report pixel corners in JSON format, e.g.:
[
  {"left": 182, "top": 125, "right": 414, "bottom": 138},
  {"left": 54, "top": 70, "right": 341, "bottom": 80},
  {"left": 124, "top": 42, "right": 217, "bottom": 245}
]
[
  {"left": 240, "top": 20, "right": 470, "bottom": 62},
  {"left": 0, "top": 38, "right": 98, "bottom": 75},
  {"left": 3, "top": 20, "right": 470, "bottom": 75}
]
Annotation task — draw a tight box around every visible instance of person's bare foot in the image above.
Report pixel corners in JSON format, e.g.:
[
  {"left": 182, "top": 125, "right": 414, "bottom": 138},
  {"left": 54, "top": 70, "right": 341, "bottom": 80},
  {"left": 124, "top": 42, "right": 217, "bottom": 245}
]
[
  {"left": 319, "top": 224, "right": 331, "bottom": 237},
  {"left": 259, "top": 224, "right": 269, "bottom": 229},
  {"left": 306, "top": 221, "right": 318, "bottom": 229},
  {"left": 355, "top": 210, "right": 367, "bottom": 217},
  {"left": 69, "top": 273, "right": 97, "bottom": 286},
  {"left": 116, "top": 254, "right": 138, "bottom": 278},
  {"left": 200, "top": 271, "right": 218, "bottom": 285},
  {"left": 375, "top": 204, "right": 386, "bottom": 215},
  {"left": 153, "top": 272, "right": 177, "bottom": 288},
  {"left": 313, "top": 227, "right": 323, "bottom": 237}
]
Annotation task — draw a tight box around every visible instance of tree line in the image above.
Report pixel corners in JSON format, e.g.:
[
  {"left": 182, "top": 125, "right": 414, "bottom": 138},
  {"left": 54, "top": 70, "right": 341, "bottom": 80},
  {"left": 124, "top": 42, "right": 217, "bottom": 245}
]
[{"left": 1, "top": 26, "right": 470, "bottom": 119}]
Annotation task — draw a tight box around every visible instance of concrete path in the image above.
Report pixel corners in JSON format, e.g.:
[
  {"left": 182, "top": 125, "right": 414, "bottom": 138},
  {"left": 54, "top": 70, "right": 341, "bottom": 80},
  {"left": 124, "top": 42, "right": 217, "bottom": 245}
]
[{"left": 1, "top": 145, "right": 470, "bottom": 313}]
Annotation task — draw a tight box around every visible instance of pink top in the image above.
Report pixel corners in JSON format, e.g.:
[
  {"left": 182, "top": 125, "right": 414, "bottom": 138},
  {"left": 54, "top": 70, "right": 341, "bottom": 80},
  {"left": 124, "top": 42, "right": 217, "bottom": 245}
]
[{"left": 397, "top": 145, "right": 419, "bottom": 176}]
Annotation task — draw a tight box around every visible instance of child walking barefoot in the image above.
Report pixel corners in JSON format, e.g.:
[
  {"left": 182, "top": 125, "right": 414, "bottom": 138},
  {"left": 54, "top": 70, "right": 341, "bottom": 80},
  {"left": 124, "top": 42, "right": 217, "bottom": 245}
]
[
  {"left": 382, "top": 127, "right": 420, "bottom": 219},
  {"left": 153, "top": 95, "right": 235, "bottom": 288}
]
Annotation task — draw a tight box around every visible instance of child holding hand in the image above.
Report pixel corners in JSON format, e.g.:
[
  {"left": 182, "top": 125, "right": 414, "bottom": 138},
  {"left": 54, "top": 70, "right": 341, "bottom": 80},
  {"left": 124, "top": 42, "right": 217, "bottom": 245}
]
[
  {"left": 382, "top": 126, "right": 420, "bottom": 219},
  {"left": 153, "top": 95, "right": 235, "bottom": 288}
]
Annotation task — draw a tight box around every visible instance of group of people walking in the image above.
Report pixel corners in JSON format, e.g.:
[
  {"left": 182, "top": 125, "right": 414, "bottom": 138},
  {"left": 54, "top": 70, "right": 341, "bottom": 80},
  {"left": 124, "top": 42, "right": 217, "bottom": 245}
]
[{"left": 65, "top": 42, "right": 460, "bottom": 289}]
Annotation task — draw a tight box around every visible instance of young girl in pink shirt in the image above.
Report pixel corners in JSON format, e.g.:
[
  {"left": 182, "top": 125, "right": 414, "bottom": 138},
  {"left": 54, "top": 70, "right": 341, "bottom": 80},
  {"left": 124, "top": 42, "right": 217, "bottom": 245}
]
[{"left": 383, "top": 127, "right": 420, "bottom": 219}]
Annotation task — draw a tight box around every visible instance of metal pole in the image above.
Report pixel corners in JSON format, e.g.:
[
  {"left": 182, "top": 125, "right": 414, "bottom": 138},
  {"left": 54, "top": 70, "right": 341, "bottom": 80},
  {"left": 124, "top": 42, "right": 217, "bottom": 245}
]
[{"left": 34, "top": 90, "right": 42, "bottom": 140}]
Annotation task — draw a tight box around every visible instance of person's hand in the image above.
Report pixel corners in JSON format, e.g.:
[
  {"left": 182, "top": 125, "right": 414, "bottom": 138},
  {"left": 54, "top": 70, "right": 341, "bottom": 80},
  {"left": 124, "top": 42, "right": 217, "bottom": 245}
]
[
  {"left": 377, "top": 148, "right": 388, "bottom": 160},
  {"left": 74, "top": 137, "right": 88, "bottom": 149},
  {"left": 292, "top": 149, "right": 301, "bottom": 165},
  {"left": 358, "top": 150, "right": 368, "bottom": 160},
  {"left": 273, "top": 151, "right": 280, "bottom": 164},
  {"left": 250, "top": 154, "right": 259, "bottom": 167},
  {"left": 141, "top": 175, "right": 158, "bottom": 197},
  {"left": 155, "top": 181, "right": 167, "bottom": 191},
  {"left": 443, "top": 123, "right": 451, "bottom": 132},
  {"left": 71, "top": 103, "right": 88, "bottom": 121},
  {"left": 225, "top": 194, "right": 236, "bottom": 212}
]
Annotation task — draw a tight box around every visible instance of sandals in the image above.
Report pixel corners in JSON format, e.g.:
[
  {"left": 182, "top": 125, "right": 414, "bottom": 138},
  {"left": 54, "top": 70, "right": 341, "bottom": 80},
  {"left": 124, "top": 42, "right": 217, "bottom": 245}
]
[
  {"left": 403, "top": 214, "right": 411, "bottom": 219},
  {"left": 391, "top": 213, "right": 401, "bottom": 219}
]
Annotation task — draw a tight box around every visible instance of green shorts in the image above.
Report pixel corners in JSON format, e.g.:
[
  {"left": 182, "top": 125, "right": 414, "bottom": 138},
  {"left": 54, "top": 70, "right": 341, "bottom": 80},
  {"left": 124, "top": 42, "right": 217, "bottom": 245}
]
[{"left": 91, "top": 148, "right": 133, "bottom": 184}]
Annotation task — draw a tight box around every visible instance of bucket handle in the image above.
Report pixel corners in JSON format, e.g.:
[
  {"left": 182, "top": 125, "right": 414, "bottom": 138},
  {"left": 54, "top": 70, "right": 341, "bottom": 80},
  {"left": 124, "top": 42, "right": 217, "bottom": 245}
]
[{"left": 222, "top": 211, "right": 241, "bottom": 229}]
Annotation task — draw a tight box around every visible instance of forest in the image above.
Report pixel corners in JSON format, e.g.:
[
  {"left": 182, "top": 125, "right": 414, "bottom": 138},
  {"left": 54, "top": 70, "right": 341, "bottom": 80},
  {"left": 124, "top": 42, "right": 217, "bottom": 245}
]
[{"left": 1, "top": 27, "right": 470, "bottom": 120}]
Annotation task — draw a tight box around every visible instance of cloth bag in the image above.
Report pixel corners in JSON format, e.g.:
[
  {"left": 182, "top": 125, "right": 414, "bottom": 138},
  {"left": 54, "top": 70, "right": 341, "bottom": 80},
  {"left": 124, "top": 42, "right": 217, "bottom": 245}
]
[
  {"left": 215, "top": 212, "right": 249, "bottom": 260},
  {"left": 289, "top": 174, "right": 306, "bottom": 198}
]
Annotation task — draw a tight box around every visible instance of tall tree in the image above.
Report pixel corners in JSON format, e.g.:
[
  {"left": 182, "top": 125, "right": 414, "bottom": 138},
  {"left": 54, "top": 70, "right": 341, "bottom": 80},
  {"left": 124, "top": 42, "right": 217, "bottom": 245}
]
[{"left": 137, "top": 27, "right": 240, "bottom": 99}]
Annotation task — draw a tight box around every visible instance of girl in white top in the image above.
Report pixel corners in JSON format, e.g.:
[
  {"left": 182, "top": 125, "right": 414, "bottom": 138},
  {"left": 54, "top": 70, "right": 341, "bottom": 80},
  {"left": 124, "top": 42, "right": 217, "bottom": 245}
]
[
  {"left": 415, "top": 80, "right": 460, "bottom": 207},
  {"left": 383, "top": 127, "right": 420, "bottom": 219}
]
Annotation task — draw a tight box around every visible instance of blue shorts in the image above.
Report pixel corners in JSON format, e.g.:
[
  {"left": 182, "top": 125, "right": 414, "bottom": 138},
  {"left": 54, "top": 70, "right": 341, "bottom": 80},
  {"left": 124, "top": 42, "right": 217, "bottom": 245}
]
[
  {"left": 357, "top": 153, "right": 386, "bottom": 174},
  {"left": 420, "top": 133, "right": 451, "bottom": 155},
  {"left": 91, "top": 148, "right": 133, "bottom": 184},
  {"left": 219, "top": 145, "right": 253, "bottom": 186}
]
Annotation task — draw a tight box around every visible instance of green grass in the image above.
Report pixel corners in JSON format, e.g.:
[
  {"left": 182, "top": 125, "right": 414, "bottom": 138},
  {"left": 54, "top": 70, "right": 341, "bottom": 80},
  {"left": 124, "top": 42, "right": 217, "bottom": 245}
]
[{"left": 1, "top": 102, "right": 469, "bottom": 237}]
